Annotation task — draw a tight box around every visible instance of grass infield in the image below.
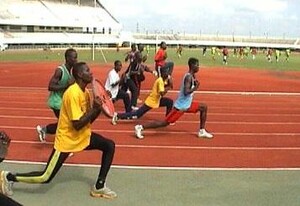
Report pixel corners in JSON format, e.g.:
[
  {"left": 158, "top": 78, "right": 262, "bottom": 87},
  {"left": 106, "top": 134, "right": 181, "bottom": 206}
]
[{"left": 0, "top": 47, "right": 299, "bottom": 71}]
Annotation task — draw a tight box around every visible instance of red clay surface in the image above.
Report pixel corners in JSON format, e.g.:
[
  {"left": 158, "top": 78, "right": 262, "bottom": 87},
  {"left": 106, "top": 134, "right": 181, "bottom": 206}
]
[{"left": 0, "top": 62, "right": 300, "bottom": 168}]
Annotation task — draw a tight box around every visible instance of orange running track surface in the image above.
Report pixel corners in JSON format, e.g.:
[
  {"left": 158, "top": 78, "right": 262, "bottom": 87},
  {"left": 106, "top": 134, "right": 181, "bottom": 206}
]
[{"left": 0, "top": 62, "right": 300, "bottom": 168}]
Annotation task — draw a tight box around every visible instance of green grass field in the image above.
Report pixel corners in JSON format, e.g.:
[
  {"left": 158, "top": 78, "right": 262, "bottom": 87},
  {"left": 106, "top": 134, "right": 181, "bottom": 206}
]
[{"left": 0, "top": 47, "right": 299, "bottom": 71}]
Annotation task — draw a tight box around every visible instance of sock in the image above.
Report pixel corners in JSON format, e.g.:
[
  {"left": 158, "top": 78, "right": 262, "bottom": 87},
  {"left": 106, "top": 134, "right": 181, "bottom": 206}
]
[
  {"left": 95, "top": 179, "right": 105, "bottom": 190},
  {"left": 7, "top": 173, "right": 16, "bottom": 182}
]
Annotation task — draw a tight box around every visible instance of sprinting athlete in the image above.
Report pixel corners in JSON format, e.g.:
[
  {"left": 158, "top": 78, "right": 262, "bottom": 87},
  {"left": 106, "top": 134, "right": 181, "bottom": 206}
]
[
  {"left": 111, "top": 67, "right": 173, "bottom": 125},
  {"left": 135, "top": 57, "right": 213, "bottom": 139}
]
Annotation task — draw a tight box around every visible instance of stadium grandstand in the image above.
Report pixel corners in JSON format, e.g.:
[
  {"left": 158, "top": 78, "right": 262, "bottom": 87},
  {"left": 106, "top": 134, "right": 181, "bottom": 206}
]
[
  {"left": 0, "top": 0, "right": 299, "bottom": 51},
  {"left": 0, "top": 0, "right": 123, "bottom": 49},
  {"left": 131, "top": 33, "right": 300, "bottom": 50}
]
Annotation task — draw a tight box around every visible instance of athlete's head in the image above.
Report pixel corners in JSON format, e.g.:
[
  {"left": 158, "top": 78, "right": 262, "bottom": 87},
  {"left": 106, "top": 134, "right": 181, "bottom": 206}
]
[
  {"left": 131, "top": 43, "right": 137, "bottom": 51},
  {"left": 137, "top": 44, "right": 144, "bottom": 52},
  {"left": 188, "top": 57, "right": 200, "bottom": 74},
  {"left": 160, "top": 66, "right": 169, "bottom": 80},
  {"left": 114, "top": 60, "right": 122, "bottom": 73},
  {"left": 65, "top": 48, "right": 78, "bottom": 67},
  {"left": 72, "top": 62, "right": 93, "bottom": 84},
  {"left": 160, "top": 41, "right": 167, "bottom": 50}
]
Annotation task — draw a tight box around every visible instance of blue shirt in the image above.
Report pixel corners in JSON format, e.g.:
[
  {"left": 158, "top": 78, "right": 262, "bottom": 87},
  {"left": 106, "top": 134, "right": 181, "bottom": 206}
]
[{"left": 174, "top": 73, "right": 195, "bottom": 110}]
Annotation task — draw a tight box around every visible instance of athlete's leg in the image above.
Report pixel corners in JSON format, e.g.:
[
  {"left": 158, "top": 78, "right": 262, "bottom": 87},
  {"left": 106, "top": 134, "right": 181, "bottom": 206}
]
[
  {"left": 134, "top": 107, "right": 183, "bottom": 138},
  {"left": 7, "top": 149, "right": 69, "bottom": 184},
  {"left": 118, "top": 104, "right": 151, "bottom": 120},
  {"left": 198, "top": 103, "right": 208, "bottom": 129},
  {"left": 45, "top": 109, "right": 60, "bottom": 134},
  {"left": 142, "top": 107, "right": 183, "bottom": 130},
  {"left": 85, "top": 132, "right": 115, "bottom": 188},
  {"left": 126, "top": 79, "right": 138, "bottom": 108},
  {"left": 116, "top": 89, "right": 131, "bottom": 112},
  {"left": 159, "top": 97, "right": 173, "bottom": 116}
]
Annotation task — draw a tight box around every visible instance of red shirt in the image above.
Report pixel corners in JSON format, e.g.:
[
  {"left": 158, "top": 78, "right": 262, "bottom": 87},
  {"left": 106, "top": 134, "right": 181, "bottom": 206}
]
[
  {"left": 154, "top": 48, "right": 166, "bottom": 67},
  {"left": 222, "top": 48, "right": 228, "bottom": 55}
]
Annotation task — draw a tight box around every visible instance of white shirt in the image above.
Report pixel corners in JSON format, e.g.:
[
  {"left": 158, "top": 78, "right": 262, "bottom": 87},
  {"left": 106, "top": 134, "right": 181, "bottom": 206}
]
[{"left": 105, "top": 68, "right": 120, "bottom": 99}]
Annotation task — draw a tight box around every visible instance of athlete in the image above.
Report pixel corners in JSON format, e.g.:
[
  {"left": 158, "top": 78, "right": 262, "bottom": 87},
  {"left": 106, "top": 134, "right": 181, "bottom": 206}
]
[
  {"left": 0, "top": 62, "right": 117, "bottom": 199},
  {"left": 121, "top": 52, "right": 155, "bottom": 110},
  {"left": 124, "top": 43, "right": 137, "bottom": 63},
  {"left": 36, "top": 48, "right": 77, "bottom": 142},
  {"left": 222, "top": 47, "right": 229, "bottom": 65},
  {"left": 134, "top": 57, "right": 213, "bottom": 139},
  {"left": 105, "top": 60, "right": 131, "bottom": 112},
  {"left": 154, "top": 41, "right": 174, "bottom": 76},
  {"left": 111, "top": 67, "right": 173, "bottom": 125}
]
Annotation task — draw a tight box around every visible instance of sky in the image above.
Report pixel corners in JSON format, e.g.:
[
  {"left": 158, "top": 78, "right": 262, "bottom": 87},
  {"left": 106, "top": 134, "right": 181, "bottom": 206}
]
[{"left": 101, "top": 0, "right": 300, "bottom": 38}]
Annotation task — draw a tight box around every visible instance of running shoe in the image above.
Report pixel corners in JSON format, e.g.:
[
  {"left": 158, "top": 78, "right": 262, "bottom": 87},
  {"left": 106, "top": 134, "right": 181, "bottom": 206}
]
[
  {"left": 198, "top": 129, "right": 213, "bottom": 139},
  {"left": 131, "top": 106, "right": 139, "bottom": 111},
  {"left": 0, "top": 171, "right": 13, "bottom": 196},
  {"left": 134, "top": 125, "right": 144, "bottom": 139},
  {"left": 90, "top": 185, "right": 117, "bottom": 199},
  {"left": 36, "top": 125, "right": 46, "bottom": 142},
  {"left": 111, "top": 112, "right": 118, "bottom": 125}
]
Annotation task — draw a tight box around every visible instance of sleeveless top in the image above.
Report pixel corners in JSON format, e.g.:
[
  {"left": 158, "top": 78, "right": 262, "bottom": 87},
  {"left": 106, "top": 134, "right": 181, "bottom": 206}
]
[
  {"left": 47, "top": 64, "right": 72, "bottom": 110},
  {"left": 173, "top": 73, "right": 195, "bottom": 110}
]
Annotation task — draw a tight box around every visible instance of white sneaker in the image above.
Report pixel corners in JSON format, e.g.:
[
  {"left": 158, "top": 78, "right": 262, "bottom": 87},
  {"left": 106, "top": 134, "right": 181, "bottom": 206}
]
[
  {"left": 90, "top": 185, "right": 117, "bottom": 199},
  {"left": 0, "top": 171, "right": 14, "bottom": 196},
  {"left": 111, "top": 112, "right": 118, "bottom": 125},
  {"left": 198, "top": 129, "right": 213, "bottom": 139},
  {"left": 131, "top": 106, "right": 139, "bottom": 111},
  {"left": 134, "top": 125, "right": 144, "bottom": 139},
  {"left": 36, "top": 125, "right": 46, "bottom": 142}
]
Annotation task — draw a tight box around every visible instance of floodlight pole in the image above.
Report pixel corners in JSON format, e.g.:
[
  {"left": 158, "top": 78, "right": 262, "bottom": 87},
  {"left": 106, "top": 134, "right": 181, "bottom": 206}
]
[
  {"left": 155, "top": 32, "right": 159, "bottom": 53},
  {"left": 92, "top": 28, "right": 95, "bottom": 61}
]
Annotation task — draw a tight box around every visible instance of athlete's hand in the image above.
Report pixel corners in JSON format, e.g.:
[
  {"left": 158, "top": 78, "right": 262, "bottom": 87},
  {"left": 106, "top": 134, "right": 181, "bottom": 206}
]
[
  {"left": 93, "top": 97, "right": 103, "bottom": 110},
  {"left": 194, "top": 79, "right": 200, "bottom": 90}
]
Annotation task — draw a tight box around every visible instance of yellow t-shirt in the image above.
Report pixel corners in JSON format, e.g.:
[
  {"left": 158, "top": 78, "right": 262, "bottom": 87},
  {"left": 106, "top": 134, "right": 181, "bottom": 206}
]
[
  {"left": 54, "top": 83, "right": 91, "bottom": 152},
  {"left": 144, "top": 77, "right": 165, "bottom": 108}
]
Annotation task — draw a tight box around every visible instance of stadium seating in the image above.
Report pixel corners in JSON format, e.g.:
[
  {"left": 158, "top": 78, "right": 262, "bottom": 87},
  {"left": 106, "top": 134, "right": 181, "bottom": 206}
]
[
  {"left": 0, "top": 0, "right": 122, "bottom": 46},
  {"left": 0, "top": 0, "right": 298, "bottom": 49}
]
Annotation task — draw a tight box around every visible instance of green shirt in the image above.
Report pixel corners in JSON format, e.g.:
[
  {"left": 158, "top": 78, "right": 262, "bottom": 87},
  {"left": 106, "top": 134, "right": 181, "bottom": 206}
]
[{"left": 47, "top": 64, "right": 72, "bottom": 110}]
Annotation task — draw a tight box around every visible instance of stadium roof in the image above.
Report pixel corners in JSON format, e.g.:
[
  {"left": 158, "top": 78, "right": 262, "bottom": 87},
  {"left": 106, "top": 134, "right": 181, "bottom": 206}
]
[{"left": 0, "top": 0, "right": 121, "bottom": 29}]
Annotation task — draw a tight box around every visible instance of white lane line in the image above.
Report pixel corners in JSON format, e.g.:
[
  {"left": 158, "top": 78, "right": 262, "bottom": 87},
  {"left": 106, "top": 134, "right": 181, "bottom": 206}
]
[
  {"left": 1, "top": 87, "right": 300, "bottom": 96},
  {"left": 3, "top": 160, "right": 300, "bottom": 171},
  {"left": 9, "top": 140, "right": 300, "bottom": 150},
  {"left": 0, "top": 112, "right": 300, "bottom": 119},
  {"left": 0, "top": 125, "right": 299, "bottom": 136}
]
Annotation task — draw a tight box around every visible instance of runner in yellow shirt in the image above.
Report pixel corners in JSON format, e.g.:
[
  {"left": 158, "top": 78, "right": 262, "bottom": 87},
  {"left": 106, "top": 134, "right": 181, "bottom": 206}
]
[
  {"left": 0, "top": 62, "right": 117, "bottom": 199},
  {"left": 111, "top": 67, "right": 173, "bottom": 125}
]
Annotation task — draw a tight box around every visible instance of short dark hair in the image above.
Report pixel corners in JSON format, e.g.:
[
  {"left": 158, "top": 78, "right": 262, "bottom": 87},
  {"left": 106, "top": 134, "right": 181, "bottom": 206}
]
[
  {"left": 72, "top": 62, "right": 86, "bottom": 79},
  {"left": 64, "top": 48, "right": 76, "bottom": 59},
  {"left": 188, "top": 57, "right": 199, "bottom": 67},
  {"left": 131, "top": 43, "right": 136, "bottom": 49},
  {"left": 160, "top": 66, "right": 169, "bottom": 75},
  {"left": 114, "top": 60, "right": 121, "bottom": 66}
]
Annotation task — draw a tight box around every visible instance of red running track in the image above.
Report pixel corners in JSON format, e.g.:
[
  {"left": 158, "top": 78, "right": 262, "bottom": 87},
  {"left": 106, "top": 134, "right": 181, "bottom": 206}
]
[{"left": 0, "top": 62, "right": 300, "bottom": 168}]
